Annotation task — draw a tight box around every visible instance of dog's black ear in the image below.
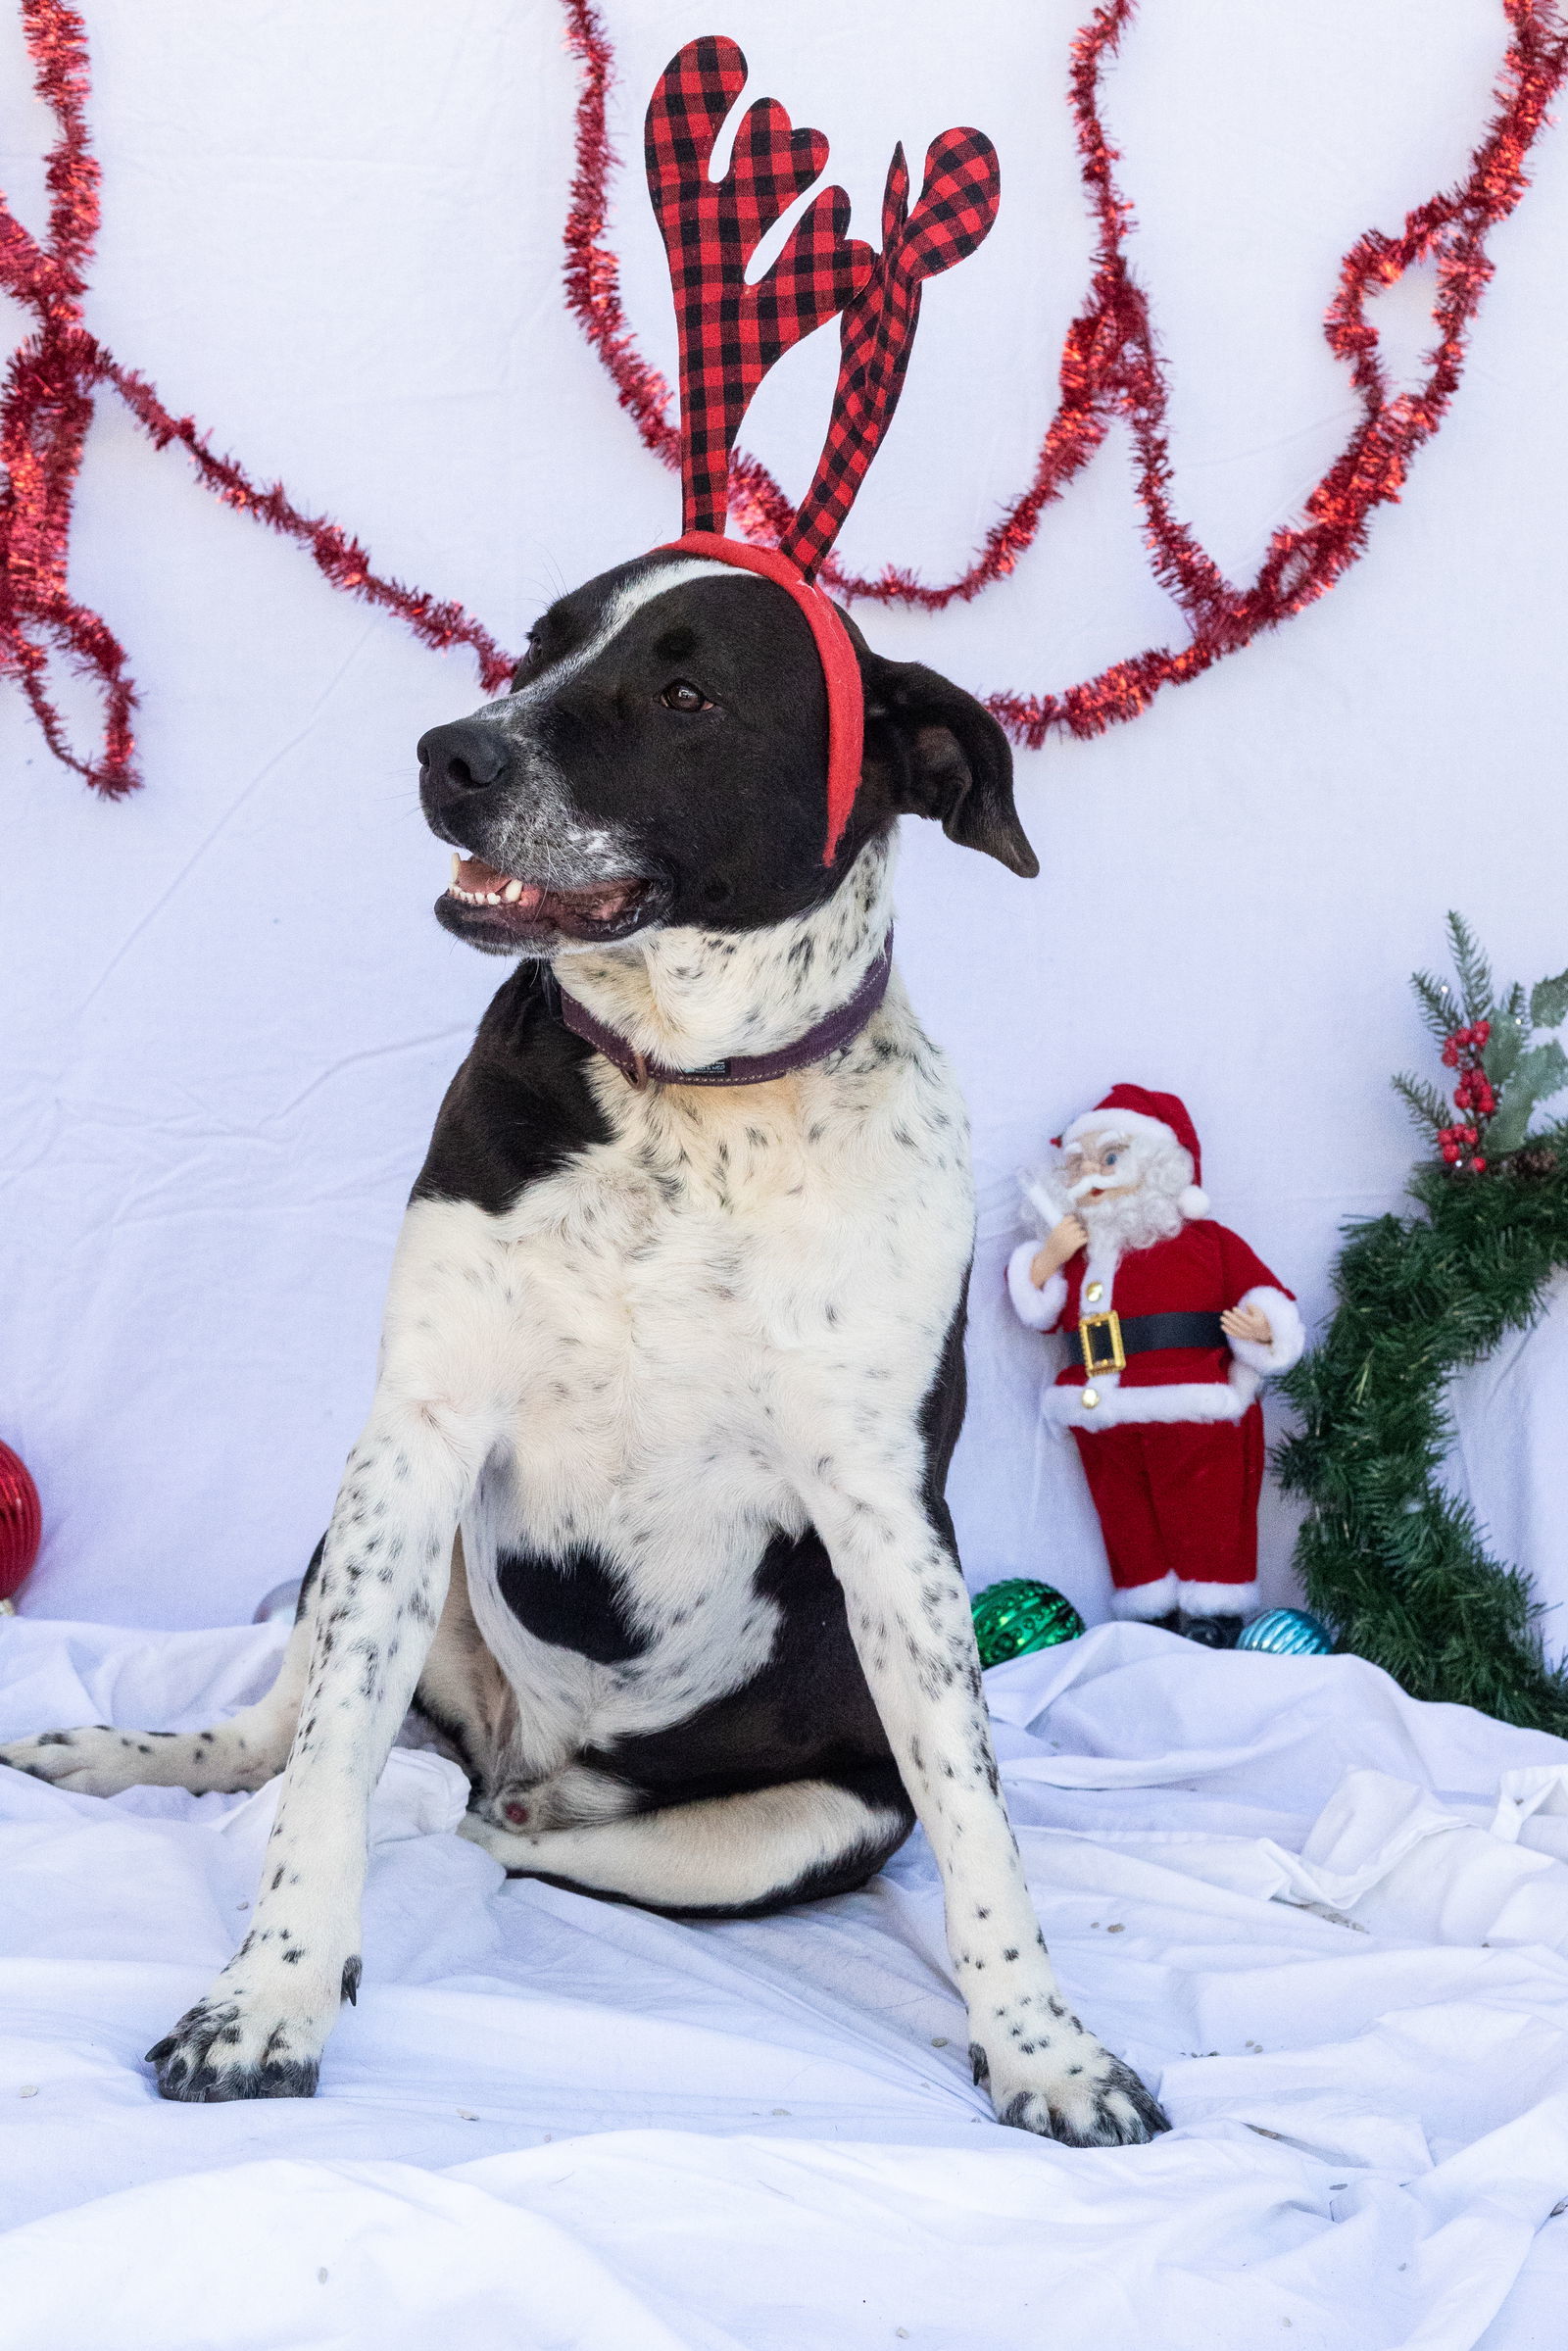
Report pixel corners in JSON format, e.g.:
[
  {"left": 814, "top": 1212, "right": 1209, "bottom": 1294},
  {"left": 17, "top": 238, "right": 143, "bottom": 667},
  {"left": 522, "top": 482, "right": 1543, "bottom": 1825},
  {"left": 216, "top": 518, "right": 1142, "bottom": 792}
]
[{"left": 858, "top": 650, "right": 1038, "bottom": 877}]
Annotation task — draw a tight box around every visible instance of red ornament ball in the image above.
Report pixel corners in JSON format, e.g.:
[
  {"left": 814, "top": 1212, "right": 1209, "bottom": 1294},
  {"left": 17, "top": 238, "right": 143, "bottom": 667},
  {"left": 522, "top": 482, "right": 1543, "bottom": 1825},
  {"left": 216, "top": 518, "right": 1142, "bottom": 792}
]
[{"left": 0, "top": 1441, "right": 42, "bottom": 1605}]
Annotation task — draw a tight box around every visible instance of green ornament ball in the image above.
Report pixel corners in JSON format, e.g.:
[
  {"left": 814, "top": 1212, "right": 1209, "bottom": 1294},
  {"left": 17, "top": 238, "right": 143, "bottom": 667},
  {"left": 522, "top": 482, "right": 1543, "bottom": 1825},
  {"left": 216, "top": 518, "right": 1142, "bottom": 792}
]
[{"left": 971, "top": 1578, "right": 1086, "bottom": 1668}]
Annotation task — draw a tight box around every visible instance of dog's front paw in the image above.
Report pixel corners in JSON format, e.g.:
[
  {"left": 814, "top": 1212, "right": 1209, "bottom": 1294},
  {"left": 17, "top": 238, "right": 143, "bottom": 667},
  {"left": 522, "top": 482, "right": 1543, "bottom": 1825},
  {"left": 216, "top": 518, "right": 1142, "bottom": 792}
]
[
  {"left": 145, "top": 1955, "right": 358, "bottom": 2103},
  {"left": 1, "top": 1725, "right": 144, "bottom": 1796},
  {"left": 971, "top": 2033, "right": 1169, "bottom": 2147}
]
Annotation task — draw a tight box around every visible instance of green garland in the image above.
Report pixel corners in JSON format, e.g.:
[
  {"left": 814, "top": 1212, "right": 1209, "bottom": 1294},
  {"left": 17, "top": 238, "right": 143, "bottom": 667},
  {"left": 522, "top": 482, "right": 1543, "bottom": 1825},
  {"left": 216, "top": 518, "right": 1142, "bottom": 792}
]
[{"left": 1277, "top": 920, "right": 1568, "bottom": 1735}]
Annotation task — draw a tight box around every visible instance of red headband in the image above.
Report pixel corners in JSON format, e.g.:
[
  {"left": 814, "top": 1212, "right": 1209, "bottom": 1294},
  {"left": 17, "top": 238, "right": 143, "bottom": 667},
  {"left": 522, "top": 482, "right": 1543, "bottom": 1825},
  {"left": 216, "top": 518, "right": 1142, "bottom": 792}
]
[{"left": 645, "top": 36, "right": 999, "bottom": 862}]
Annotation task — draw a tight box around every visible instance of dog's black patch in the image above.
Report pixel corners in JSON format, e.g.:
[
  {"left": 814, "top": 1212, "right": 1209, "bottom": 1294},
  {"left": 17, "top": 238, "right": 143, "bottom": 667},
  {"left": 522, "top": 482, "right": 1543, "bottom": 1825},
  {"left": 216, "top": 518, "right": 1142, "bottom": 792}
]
[
  {"left": 411, "top": 964, "right": 610, "bottom": 1215},
  {"left": 919, "top": 1278, "right": 970, "bottom": 1542},
  {"left": 577, "top": 1530, "right": 900, "bottom": 1804},
  {"left": 294, "top": 1534, "right": 325, "bottom": 1622},
  {"left": 497, "top": 1543, "right": 653, "bottom": 1665}
]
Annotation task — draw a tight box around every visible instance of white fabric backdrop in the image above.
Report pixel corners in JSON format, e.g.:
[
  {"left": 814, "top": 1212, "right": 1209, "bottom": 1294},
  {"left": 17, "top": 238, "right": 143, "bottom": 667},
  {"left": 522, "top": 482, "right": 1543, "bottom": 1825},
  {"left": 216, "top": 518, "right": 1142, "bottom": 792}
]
[{"left": 3, "top": 0, "right": 1568, "bottom": 1630}]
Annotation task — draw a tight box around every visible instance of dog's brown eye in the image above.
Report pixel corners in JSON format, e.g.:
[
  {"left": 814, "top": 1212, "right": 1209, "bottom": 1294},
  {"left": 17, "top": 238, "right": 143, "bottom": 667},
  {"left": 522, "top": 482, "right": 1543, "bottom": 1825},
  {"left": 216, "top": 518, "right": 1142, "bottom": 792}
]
[{"left": 661, "top": 679, "right": 710, "bottom": 712}]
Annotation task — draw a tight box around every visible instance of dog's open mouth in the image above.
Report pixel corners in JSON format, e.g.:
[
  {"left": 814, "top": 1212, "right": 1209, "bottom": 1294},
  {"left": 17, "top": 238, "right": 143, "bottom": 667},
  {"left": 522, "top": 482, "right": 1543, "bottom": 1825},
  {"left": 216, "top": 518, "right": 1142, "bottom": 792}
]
[{"left": 439, "top": 854, "right": 657, "bottom": 949}]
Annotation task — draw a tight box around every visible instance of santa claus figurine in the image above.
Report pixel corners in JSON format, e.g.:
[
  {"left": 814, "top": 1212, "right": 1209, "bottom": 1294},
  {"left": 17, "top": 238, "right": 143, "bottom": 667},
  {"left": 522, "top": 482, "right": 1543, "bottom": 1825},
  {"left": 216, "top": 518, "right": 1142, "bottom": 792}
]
[{"left": 1005, "top": 1085, "right": 1304, "bottom": 1647}]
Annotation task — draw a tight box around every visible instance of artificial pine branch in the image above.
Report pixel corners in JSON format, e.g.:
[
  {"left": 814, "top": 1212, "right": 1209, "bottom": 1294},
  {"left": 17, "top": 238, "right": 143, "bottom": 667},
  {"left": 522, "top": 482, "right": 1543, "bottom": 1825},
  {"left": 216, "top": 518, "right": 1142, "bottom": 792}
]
[
  {"left": 1392, "top": 1072, "right": 1448, "bottom": 1137},
  {"left": 1411, "top": 970, "right": 1459, "bottom": 1044},
  {"left": 1446, "top": 909, "right": 1494, "bottom": 1026}
]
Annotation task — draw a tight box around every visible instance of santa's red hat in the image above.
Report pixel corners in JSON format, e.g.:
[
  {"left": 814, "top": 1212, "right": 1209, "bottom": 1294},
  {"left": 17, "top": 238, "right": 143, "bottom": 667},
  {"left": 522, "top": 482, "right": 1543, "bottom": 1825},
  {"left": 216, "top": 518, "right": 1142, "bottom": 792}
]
[{"left": 1061, "top": 1085, "right": 1210, "bottom": 1220}]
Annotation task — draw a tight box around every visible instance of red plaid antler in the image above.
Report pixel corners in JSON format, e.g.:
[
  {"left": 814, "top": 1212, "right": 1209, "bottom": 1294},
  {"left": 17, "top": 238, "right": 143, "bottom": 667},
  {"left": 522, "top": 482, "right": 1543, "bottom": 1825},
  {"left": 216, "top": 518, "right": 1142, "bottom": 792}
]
[
  {"left": 644, "top": 36, "right": 872, "bottom": 536},
  {"left": 779, "top": 130, "right": 1001, "bottom": 578}
]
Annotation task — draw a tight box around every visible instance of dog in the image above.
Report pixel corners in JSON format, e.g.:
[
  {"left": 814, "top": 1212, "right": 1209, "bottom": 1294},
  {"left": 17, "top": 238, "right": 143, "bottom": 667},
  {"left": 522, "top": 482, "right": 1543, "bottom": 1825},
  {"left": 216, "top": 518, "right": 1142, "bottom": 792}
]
[{"left": 2, "top": 549, "right": 1168, "bottom": 2144}]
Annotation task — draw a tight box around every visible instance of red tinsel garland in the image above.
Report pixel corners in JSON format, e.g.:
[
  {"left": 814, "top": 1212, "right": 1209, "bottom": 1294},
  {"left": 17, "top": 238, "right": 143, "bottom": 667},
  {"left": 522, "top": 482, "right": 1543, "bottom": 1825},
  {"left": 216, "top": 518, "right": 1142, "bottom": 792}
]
[
  {"left": 0, "top": 0, "right": 1564, "bottom": 791},
  {"left": 0, "top": 0, "right": 513, "bottom": 797},
  {"left": 562, "top": 0, "right": 1568, "bottom": 745}
]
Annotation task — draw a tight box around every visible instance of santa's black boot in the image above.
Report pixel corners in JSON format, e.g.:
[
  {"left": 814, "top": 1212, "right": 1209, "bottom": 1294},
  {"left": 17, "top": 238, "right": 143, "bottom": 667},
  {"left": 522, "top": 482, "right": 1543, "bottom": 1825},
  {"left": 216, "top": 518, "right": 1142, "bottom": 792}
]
[{"left": 1181, "top": 1612, "right": 1245, "bottom": 1648}]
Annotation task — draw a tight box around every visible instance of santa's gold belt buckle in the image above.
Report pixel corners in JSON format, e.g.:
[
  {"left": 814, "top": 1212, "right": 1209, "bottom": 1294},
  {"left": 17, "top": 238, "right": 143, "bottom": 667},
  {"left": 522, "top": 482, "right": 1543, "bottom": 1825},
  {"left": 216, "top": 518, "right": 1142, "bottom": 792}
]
[{"left": 1077, "top": 1310, "right": 1125, "bottom": 1378}]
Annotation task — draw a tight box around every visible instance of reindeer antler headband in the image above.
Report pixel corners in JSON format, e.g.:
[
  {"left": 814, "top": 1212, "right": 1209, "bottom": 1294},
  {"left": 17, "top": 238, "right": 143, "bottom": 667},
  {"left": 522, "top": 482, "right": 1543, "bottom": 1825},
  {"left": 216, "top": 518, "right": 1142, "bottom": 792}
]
[{"left": 643, "top": 36, "right": 1001, "bottom": 862}]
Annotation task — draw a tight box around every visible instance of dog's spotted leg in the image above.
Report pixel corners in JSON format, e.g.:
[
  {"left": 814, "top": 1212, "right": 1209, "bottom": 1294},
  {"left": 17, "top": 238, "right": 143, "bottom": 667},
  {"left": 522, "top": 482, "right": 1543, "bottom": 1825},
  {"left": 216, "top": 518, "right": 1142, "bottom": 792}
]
[
  {"left": 144, "top": 1401, "right": 484, "bottom": 2102},
  {"left": 0, "top": 1548, "right": 324, "bottom": 1798},
  {"left": 808, "top": 1468, "right": 1169, "bottom": 2147}
]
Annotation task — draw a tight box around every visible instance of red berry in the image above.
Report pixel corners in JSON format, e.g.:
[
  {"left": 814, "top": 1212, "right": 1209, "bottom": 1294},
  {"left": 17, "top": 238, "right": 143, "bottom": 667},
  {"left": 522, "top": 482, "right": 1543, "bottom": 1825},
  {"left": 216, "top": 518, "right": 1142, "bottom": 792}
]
[
  {"left": 1442, "top": 1143, "right": 1463, "bottom": 1163},
  {"left": 1476, "top": 1020, "right": 1491, "bottom": 1043},
  {"left": 1471, "top": 1156, "right": 1487, "bottom": 1172}
]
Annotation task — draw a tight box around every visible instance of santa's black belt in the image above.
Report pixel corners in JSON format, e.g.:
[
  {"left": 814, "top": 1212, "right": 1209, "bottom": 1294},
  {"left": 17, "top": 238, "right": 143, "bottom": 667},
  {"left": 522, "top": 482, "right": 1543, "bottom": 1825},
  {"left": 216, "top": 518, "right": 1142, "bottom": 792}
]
[{"left": 1073, "top": 1310, "right": 1227, "bottom": 1377}]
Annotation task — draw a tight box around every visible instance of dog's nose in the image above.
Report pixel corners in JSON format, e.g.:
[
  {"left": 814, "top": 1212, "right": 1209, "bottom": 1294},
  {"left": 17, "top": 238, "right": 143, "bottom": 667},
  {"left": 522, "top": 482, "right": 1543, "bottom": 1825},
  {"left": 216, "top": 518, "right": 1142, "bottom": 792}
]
[{"left": 417, "top": 720, "right": 512, "bottom": 798}]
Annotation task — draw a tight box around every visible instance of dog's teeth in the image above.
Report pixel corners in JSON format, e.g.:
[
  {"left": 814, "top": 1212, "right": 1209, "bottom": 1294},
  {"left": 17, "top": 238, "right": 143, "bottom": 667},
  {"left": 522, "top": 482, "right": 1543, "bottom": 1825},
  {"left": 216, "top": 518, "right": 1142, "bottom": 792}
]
[
  {"left": 450, "top": 854, "right": 462, "bottom": 884},
  {"left": 503, "top": 879, "right": 523, "bottom": 904},
  {"left": 483, "top": 891, "right": 502, "bottom": 906}
]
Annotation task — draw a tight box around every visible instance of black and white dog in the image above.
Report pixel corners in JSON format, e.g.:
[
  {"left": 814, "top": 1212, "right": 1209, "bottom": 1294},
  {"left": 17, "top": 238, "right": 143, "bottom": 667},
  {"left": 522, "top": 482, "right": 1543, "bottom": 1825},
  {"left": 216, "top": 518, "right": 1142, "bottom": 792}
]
[{"left": 2, "top": 549, "right": 1168, "bottom": 2144}]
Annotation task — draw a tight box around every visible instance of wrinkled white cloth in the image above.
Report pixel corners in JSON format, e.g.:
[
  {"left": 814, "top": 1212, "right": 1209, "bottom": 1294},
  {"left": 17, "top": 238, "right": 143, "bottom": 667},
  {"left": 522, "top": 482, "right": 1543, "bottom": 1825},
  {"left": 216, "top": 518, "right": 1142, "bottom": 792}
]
[{"left": 6, "top": 1621, "right": 1568, "bottom": 2346}]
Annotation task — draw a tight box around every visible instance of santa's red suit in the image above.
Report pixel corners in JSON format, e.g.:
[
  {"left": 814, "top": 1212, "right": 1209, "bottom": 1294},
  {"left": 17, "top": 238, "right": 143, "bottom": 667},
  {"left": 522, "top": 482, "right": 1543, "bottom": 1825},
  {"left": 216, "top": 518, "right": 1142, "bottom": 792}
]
[{"left": 1005, "top": 1088, "right": 1304, "bottom": 1623}]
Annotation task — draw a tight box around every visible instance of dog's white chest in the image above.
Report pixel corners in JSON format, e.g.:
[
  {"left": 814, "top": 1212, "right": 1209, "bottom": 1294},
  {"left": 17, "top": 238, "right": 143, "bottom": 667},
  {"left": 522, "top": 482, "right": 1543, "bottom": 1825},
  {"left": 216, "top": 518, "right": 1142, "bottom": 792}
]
[
  {"left": 378, "top": 1013, "right": 972, "bottom": 1754},
  {"left": 500, "top": 1140, "right": 812, "bottom": 1525}
]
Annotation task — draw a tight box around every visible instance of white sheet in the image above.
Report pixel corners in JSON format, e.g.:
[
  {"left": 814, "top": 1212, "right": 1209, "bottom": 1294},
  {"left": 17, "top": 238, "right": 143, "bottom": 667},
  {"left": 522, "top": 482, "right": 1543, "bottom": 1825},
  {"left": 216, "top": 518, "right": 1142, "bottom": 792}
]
[{"left": 6, "top": 1617, "right": 1568, "bottom": 2348}]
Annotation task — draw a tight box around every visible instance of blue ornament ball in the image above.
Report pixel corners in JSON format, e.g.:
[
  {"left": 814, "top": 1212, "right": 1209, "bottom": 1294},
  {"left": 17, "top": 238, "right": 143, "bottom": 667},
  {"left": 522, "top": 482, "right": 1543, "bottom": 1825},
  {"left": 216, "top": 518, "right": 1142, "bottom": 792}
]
[{"left": 1237, "top": 1606, "right": 1334, "bottom": 1656}]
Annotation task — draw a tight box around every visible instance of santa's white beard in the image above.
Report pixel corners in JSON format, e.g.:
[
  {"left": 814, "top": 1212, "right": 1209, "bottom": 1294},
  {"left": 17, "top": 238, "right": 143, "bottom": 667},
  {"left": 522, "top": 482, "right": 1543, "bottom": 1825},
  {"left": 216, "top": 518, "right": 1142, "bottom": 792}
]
[
  {"left": 1078, "top": 1184, "right": 1184, "bottom": 1255},
  {"left": 1075, "top": 1136, "right": 1191, "bottom": 1255}
]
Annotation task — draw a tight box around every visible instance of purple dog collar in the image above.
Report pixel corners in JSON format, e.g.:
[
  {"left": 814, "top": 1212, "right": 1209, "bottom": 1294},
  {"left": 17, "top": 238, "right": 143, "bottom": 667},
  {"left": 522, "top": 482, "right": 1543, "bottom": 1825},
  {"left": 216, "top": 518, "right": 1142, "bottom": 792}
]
[{"left": 554, "top": 931, "right": 895, "bottom": 1091}]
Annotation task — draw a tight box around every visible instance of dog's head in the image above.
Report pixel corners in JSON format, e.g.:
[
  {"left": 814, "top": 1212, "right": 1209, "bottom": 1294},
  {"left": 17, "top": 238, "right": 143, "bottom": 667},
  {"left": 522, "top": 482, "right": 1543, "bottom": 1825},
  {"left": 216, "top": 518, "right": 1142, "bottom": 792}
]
[{"left": 417, "top": 549, "right": 1036, "bottom": 955}]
